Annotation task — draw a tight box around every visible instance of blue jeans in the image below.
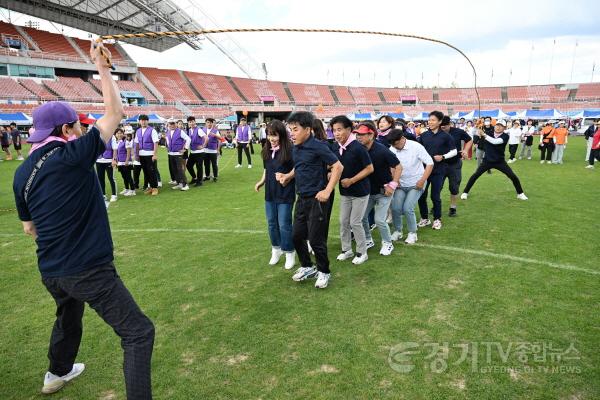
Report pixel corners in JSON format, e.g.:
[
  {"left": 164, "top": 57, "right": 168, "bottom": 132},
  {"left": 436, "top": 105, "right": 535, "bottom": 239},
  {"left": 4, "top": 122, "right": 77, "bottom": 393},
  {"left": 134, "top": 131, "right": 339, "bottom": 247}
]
[
  {"left": 392, "top": 186, "right": 424, "bottom": 234},
  {"left": 265, "top": 201, "right": 294, "bottom": 252},
  {"left": 362, "top": 194, "right": 393, "bottom": 243}
]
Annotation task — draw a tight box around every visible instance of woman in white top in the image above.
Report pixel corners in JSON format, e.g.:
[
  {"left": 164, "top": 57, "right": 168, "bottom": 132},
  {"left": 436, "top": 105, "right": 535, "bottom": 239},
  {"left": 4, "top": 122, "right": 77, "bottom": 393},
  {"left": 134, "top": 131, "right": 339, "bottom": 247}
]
[
  {"left": 507, "top": 120, "right": 523, "bottom": 163},
  {"left": 519, "top": 120, "right": 536, "bottom": 160},
  {"left": 387, "top": 129, "right": 434, "bottom": 244}
]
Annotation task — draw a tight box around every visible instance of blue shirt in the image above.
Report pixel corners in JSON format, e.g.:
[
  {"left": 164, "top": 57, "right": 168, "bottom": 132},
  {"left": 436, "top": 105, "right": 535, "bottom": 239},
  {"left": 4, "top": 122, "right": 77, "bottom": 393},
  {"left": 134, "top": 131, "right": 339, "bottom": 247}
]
[
  {"left": 418, "top": 129, "right": 455, "bottom": 173},
  {"left": 263, "top": 151, "right": 295, "bottom": 204},
  {"left": 292, "top": 135, "right": 339, "bottom": 197},
  {"left": 332, "top": 140, "right": 372, "bottom": 197},
  {"left": 13, "top": 127, "right": 114, "bottom": 278},
  {"left": 365, "top": 141, "right": 400, "bottom": 195}
]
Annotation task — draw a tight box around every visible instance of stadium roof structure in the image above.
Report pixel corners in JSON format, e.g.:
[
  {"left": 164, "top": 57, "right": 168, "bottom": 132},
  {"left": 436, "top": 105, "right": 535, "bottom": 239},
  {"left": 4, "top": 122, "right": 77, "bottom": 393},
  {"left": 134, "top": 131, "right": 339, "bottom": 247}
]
[{"left": 0, "top": 0, "right": 204, "bottom": 52}]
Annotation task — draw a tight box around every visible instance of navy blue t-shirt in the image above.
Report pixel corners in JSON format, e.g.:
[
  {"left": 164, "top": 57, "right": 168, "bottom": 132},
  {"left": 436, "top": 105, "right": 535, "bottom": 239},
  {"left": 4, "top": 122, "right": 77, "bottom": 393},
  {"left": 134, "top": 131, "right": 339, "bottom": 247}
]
[
  {"left": 263, "top": 151, "right": 295, "bottom": 204},
  {"left": 418, "top": 129, "right": 455, "bottom": 173},
  {"left": 332, "top": 140, "right": 372, "bottom": 197},
  {"left": 445, "top": 127, "right": 471, "bottom": 164},
  {"left": 293, "top": 135, "right": 339, "bottom": 197},
  {"left": 366, "top": 141, "right": 400, "bottom": 195},
  {"left": 13, "top": 127, "right": 114, "bottom": 278}
]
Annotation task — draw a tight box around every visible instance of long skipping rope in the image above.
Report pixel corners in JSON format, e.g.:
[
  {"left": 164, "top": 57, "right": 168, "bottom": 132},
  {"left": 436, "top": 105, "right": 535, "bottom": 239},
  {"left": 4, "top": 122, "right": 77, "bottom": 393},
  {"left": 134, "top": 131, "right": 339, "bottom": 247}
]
[{"left": 95, "top": 28, "right": 482, "bottom": 117}]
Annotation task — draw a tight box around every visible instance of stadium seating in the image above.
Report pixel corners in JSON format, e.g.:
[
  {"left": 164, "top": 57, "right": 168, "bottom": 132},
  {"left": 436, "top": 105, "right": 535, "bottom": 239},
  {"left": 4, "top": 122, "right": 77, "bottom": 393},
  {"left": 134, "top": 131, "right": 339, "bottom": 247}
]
[
  {"left": 90, "top": 79, "right": 158, "bottom": 102},
  {"left": 23, "top": 26, "right": 83, "bottom": 61},
  {"left": 331, "top": 86, "right": 354, "bottom": 104},
  {"left": 0, "top": 77, "right": 37, "bottom": 100},
  {"left": 183, "top": 71, "right": 243, "bottom": 104},
  {"left": 17, "top": 79, "right": 57, "bottom": 100},
  {"left": 286, "top": 82, "right": 335, "bottom": 105},
  {"left": 575, "top": 83, "right": 600, "bottom": 100},
  {"left": 231, "top": 77, "right": 289, "bottom": 103},
  {"left": 139, "top": 67, "right": 200, "bottom": 104},
  {"left": 348, "top": 87, "right": 382, "bottom": 104},
  {"left": 44, "top": 77, "right": 102, "bottom": 101}
]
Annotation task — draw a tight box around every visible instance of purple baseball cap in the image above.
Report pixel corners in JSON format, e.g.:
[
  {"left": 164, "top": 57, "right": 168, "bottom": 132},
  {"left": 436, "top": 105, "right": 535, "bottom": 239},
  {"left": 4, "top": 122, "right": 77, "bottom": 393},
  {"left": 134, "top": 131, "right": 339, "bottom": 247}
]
[{"left": 28, "top": 102, "right": 78, "bottom": 143}]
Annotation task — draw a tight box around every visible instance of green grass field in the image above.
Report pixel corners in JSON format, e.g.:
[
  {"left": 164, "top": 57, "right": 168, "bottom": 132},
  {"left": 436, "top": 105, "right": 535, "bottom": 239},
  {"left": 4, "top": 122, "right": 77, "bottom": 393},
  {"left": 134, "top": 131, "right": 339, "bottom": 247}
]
[{"left": 0, "top": 137, "right": 598, "bottom": 400}]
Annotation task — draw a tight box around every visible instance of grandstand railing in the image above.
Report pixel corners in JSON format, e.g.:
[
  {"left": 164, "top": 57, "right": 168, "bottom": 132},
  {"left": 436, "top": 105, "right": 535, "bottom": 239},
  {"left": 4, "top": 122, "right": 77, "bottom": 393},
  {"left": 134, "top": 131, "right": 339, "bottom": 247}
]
[{"left": 0, "top": 48, "right": 135, "bottom": 67}]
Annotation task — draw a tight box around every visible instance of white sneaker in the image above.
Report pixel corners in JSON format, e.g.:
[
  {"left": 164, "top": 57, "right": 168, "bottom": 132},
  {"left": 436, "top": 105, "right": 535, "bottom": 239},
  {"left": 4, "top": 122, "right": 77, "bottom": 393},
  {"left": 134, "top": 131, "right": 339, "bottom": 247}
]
[
  {"left": 180, "top": 185, "right": 190, "bottom": 191},
  {"left": 517, "top": 193, "right": 528, "bottom": 201},
  {"left": 432, "top": 219, "right": 442, "bottom": 230},
  {"left": 42, "top": 363, "right": 85, "bottom": 394},
  {"left": 284, "top": 251, "right": 296, "bottom": 270},
  {"left": 404, "top": 232, "right": 418, "bottom": 245},
  {"left": 460, "top": 193, "right": 468, "bottom": 200},
  {"left": 235, "top": 164, "right": 242, "bottom": 168},
  {"left": 417, "top": 218, "right": 431, "bottom": 228},
  {"left": 540, "top": 160, "right": 545, "bottom": 164},
  {"left": 315, "top": 271, "right": 330, "bottom": 289},
  {"left": 292, "top": 266, "right": 317, "bottom": 281},
  {"left": 527, "top": 157, "right": 532, "bottom": 160},
  {"left": 157, "top": 181, "right": 163, "bottom": 188},
  {"left": 336, "top": 250, "right": 354, "bottom": 261},
  {"left": 248, "top": 164, "right": 252, "bottom": 169},
  {"left": 129, "top": 189, "right": 137, "bottom": 196},
  {"left": 169, "top": 180, "right": 177, "bottom": 185},
  {"left": 507, "top": 159, "right": 514, "bottom": 164},
  {"left": 109, "top": 195, "right": 118, "bottom": 202},
  {"left": 17, "top": 155, "right": 24, "bottom": 160},
  {"left": 171, "top": 183, "right": 183, "bottom": 190},
  {"left": 269, "top": 247, "right": 283, "bottom": 265},
  {"left": 379, "top": 241, "right": 394, "bottom": 256},
  {"left": 120, "top": 189, "right": 127, "bottom": 195},
  {"left": 585, "top": 165, "right": 594, "bottom": 169},
  {"left": 365, "top": 240, "right": 375, "bottom": 250},
  {"left": 390, "top": 231, "right": 403, "bottom": 241},
  {"left": 352, "top": 253, "right": 368, "bottom": 265}
]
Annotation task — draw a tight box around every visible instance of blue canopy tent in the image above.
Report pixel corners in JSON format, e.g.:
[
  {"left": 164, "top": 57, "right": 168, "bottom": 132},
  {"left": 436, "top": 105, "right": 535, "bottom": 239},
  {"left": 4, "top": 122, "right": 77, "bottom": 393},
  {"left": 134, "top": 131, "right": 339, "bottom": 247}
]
[
  {"left": 460, "top": 109, "right": 510, "bottom": 120},
  {"left": 223, "top": 115, "right": 237, "bottom": 122},
  {"left": 124, "top": 114, "right": 165, "bottom": 124},
  {"left": 0, "top": 112, "right": 32, "bottom": 125},
  {"left": 450, "top": 111, "right": 473, "bottom": 119},
  {"left": 412, "top": 112, "right": 430, "bottom": 120},
  {"left": 88, "top": 113, "right": 103, "bottom": 120},
  {"left": 515, "top": 109, "right": 565, "bottom": 120},
  {"left": 569, "top": 109, "right": 600, "bottom": 119},
  {"left": 349, "top": 113, "right": 372, "bottom": 120}
]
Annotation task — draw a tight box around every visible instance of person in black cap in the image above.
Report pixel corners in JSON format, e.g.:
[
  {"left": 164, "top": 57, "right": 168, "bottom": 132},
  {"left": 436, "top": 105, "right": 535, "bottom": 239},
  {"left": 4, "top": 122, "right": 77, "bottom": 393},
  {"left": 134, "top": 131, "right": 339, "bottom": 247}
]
[
  {"left": 12, "top": 42, "right": 154, "bottom": 398},
  {"left": 460, "top": 119, "right": 528, "bottom": 201}
]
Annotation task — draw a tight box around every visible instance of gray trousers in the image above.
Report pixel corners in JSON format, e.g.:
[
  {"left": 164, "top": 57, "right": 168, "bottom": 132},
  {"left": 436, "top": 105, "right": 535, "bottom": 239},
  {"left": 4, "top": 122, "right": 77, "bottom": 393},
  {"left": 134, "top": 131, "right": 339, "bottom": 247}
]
[
  {"left": 519, "top": 144, "right": 532, "bottom": 159},
  {"left": 475, "top": 147, "right": 485, "bottom": 168},
  {"left": 552, "top": 144, "right": 565, "bottom": 164},
  {"left": 339, "top": 195, "right": 370, "bottom": 255}
]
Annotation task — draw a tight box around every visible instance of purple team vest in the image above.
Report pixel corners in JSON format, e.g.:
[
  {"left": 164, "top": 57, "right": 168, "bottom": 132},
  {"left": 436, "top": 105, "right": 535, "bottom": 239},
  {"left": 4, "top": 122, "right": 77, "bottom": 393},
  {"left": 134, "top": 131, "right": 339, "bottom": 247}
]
[
  {"left": 237, "top": 125, "right": 250, "bottom": 142},
  {"left": 99, "top": 137, "right": 114, "bottom": 160},
  {"left": 117, "top": 140, "right": 128, "bottom": 163},
  {"left": 136, "top": 127, "right": 154, "bottom": 151},
  {"left": 326, "top": 128, "right": 334, "bottom": 140},
  {"left": 204, "top": 127, "right": 220, "bottom": 150},
  {"left": 167, "top": 128, "right": 185, "bottom": 152},
  {"left": 189, "top": 127, "right": 205, "bottom": 150}
]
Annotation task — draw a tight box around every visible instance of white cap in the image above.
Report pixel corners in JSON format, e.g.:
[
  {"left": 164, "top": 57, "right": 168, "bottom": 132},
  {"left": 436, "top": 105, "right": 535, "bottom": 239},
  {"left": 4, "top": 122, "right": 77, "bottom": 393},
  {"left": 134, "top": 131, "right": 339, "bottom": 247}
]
[
  {"left": 167, "top": 118, "right": 176, "bottom": 124},
  {"left": 559, "top": 120, "right": 566, "bottom": 124},
  {"left": 124, "top": 125, "right": 134, "bottom": 134},
  {"left": 496, "top": 119, "right": 507, "bottom": 127}
]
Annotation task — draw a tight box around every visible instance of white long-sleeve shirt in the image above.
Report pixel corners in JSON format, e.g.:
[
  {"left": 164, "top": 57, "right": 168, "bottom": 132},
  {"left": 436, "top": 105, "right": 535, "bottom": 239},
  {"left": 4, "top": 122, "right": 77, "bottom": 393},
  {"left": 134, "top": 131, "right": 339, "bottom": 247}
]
[
  {"left": 166, "top": 129, "right": 191, "bottom": 155},
  {"left": 507, "top": 127, "right": 523, "bottom": 145},
  {"left": 389, "top": 140, "right": 434, "bottom": 187}
]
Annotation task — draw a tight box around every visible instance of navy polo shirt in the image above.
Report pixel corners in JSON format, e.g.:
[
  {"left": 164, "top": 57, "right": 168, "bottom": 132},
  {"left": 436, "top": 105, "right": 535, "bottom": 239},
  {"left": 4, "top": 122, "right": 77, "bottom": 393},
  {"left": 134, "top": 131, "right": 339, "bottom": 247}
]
[
  {"left": 13, "top": 127, "right": 114, "bottom": 278},
  {"left": 263, "top": 152, "right": 295, "bottom": 204},
  {"left": 332, "top": 140, "right": 372, "bottom": 197},
  {"left": 483, "top": 132, "right": 509, "bottom": 163},
  {"left": 293, "top": 135, "right": 339, "bottom": 197},
  {"left": 445, "top": 127, "right": 471, "bottom": 164},
  {"left": 418, "top": 129, "right": 455, "bottom": 173},
  {"left": 366, "top": 141, "right": 400, "bottom": 195}
]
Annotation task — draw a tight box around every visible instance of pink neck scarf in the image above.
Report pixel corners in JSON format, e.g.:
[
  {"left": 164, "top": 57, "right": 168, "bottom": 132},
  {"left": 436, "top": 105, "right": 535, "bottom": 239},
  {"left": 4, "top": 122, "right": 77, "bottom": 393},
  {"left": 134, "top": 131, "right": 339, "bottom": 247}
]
[
  {"left": 378, "top": 128, "right": 391, "bottom": 137},
  {"left": 338, "top": 134, "right": 356, "bottom": 155},
  {"left": 29, "top": 136, "right": 67, "bottom": 155},
  {"left": 270, "top": 145, "right": 279, "bottom": 159}
]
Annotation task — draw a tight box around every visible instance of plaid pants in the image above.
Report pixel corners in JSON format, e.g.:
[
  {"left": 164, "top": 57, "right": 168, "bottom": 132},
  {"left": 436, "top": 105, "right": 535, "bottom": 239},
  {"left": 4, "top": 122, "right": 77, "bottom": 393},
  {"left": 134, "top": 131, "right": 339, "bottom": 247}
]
[{"left": 42, "top": 263, "right": 154, "bottom": 400}]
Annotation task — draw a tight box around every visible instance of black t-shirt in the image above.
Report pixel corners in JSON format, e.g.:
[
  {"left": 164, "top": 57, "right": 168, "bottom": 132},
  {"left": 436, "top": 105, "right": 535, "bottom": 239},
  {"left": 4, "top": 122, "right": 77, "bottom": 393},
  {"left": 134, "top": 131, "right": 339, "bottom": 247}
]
[
  {"left": 332, "top": 140, "right": 372, "bottom": 197},
  {"left": 366, "top": 141, "right": 400, "bottom": 195},
  {"left": 263, "top": 151, "right": 295, "bottom": 204},
  {"left": 293, "top": 135, "right": 339, "bottom": 197},
  {"left": 418, "top": 129, "right": 454, "bottom": 173},
  {"left": 445, "top": 127, "right": 471, "bottom": 164},
  {"left": 13, "top": 127, "right": 114, "bottom": 278},
  {"left": 483, "top": 132, "right": 509, "bottom": 163}
]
